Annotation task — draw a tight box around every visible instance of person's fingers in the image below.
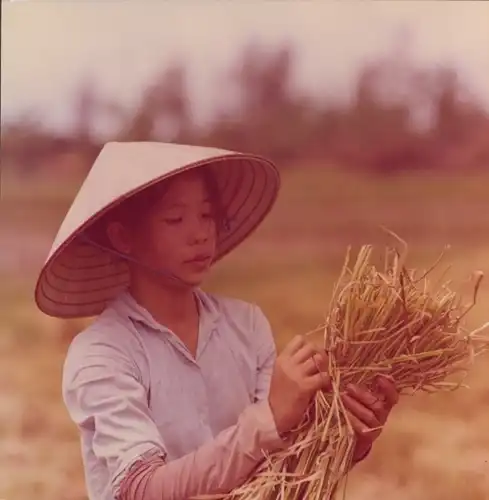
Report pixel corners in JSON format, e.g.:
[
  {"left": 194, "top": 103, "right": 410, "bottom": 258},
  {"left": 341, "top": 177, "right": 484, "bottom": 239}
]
[
  {"left": 346, "top": 384, "right": 387, "bottom": 419},
  {"left": 282, "top": 335, "right": 306, "bottom": 356},
  {"left": 375, "top": 375, "right": 399, "bottom": 407},
  {"left": 293, "top": 342, "right": 321, "bottom": 364},
  {"left": 302, "top": 351, "right": 328, "bottom": 375},
  {"left": 301, "top": 353, "right": 321, "bottom": 375},
  {"left": 346, "top": 410, "right": 379, "bottom": 437},
  {"left": 342, "top": 393, "right": 379, "bottom": 428},
  {"left": 306, "top": 370, "right": 331, "bottom": 391}
]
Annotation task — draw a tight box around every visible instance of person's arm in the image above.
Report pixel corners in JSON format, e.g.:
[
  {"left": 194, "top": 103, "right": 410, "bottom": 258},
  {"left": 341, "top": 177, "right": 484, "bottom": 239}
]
[
  {"left": 63, "top": 337, "right": 286, "bottom": 500},
  {"left": 120, "top": 400, "right": 284, "bottom": 500},
  {"left": 252, "top": 305, "right": 371, "bottom": 469}
]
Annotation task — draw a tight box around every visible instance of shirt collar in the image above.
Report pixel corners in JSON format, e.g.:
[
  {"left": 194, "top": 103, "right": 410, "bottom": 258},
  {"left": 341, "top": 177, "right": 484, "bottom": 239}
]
[{"left": 112, "top": 288, "right": 221, "bottom": 335}]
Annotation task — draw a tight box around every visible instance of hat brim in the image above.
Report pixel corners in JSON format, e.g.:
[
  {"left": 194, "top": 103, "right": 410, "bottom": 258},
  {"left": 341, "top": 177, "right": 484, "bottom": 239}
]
[{"left": 35, "top": 153, "right": 280, "bottom": 318}]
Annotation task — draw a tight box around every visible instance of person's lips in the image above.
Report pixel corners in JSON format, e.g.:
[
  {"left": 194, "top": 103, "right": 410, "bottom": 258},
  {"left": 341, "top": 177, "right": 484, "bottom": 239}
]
[{"left": 184, "top": 254, "right": 212, "bottom": 265}]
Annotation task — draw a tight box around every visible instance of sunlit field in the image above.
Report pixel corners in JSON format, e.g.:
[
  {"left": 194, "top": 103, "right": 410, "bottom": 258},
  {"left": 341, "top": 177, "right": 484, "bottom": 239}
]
[{"left": 2, "top": 165, "right": 489, "bottom": 499}]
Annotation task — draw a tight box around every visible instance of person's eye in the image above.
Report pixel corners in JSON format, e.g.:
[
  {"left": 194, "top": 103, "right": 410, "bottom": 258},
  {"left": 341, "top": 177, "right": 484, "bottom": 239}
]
[{"left": 164, "top": 217, "right": 183, "bottom": 225}]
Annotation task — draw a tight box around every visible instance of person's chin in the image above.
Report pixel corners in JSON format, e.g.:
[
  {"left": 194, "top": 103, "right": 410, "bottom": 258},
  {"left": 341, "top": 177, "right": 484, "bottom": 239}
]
[
  {"left": 173, "top": 274, "right": 203, "bottom": 289},
  {"left": 176, "top": 267, "right": 210, "bottom": 288}
]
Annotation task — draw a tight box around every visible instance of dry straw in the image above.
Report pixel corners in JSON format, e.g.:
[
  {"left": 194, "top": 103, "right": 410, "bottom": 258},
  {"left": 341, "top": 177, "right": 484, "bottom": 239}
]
[{"left": 196, "top": 234, "right": 489, "bottom": 500}]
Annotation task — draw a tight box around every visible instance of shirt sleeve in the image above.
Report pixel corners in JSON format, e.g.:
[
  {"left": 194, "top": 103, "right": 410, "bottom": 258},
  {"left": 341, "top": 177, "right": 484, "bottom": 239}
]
[
  {"left": 62, "top": 336, "right": 167, "bottom": 497},
  {"left": 64, "top": 330, "right": 287, "bottom": 500},
  {"left": 252, "top": 305, "right": 277, "bottom": 402},
  {"left": 119, "top": 399, "right": 286, "bottom": 500}
]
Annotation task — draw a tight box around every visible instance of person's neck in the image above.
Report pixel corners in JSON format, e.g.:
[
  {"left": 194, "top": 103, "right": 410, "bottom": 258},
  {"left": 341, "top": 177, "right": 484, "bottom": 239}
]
[{"left": 128, "top": 272, "right": 198, "bottom": 328}]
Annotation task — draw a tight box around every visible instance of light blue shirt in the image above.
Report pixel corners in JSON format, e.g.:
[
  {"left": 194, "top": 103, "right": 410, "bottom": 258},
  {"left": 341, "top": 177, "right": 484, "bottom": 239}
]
[{"left": 62, "top": 289, "right": 277, "bottom": 500}]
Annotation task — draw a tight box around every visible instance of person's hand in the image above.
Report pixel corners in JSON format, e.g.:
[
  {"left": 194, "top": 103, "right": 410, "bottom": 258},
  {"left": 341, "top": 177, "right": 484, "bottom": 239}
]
[
  {"left": 341, "top": 374, "right": 399, "bottom": 463},
  {"left": 268, "top": 335, "right": 331, "bottom": 435}
]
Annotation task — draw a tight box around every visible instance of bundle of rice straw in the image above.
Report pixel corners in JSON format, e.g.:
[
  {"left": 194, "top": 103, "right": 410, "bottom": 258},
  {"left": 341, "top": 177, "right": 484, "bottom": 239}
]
[{"left": 196, "top": 235, "right": 489, "bottom": 500}]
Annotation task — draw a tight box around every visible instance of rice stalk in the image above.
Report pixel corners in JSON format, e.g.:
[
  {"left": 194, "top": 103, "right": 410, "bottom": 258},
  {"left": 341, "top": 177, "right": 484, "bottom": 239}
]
[{"left": 195, "top": 238, "right": 489, "bottom": 500}]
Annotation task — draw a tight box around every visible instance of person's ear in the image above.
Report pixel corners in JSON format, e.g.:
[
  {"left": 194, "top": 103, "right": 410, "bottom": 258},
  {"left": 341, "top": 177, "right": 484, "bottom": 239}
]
[{"left": 106, "top": 221, "right": 133, "bottom": 255}]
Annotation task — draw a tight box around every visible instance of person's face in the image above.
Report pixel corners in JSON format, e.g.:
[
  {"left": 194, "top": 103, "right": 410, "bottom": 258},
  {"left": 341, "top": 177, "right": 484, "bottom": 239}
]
[{"left": 109, "top": 171, "right": 217, "bottom": 288}]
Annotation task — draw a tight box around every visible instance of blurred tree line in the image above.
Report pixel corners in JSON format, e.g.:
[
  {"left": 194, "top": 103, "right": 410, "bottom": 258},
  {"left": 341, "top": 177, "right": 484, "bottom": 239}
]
[{"left": 2, "top": 43, "right": 489, "bottom": 176}]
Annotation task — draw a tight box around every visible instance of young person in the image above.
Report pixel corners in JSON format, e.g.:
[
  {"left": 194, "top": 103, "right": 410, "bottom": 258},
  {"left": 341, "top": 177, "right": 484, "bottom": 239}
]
[{"left": 35, "top": 142, "right": 398, "bottom": 500}]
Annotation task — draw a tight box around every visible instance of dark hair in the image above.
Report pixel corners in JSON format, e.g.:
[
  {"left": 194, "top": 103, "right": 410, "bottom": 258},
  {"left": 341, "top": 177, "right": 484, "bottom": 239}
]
[{"left": 88, "top": 166, "right": 229, "bottom": 247}]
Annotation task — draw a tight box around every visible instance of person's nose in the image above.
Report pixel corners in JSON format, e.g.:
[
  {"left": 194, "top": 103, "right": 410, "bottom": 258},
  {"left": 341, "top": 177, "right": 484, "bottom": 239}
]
[{"left": 189, "top": 217, "right": 212, "bottom": 244}]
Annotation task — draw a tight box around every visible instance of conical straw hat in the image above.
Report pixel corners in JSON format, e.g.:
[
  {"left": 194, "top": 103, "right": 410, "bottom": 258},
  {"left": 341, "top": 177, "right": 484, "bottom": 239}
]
[{"left": 34, "top": 141, "right": 280, "bottom": 318}]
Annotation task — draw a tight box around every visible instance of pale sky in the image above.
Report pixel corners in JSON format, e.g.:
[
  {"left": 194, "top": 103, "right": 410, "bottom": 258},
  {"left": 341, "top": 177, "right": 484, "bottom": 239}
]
[{"left": 2, "top": 1, "right": 489, "bottom": 134}]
